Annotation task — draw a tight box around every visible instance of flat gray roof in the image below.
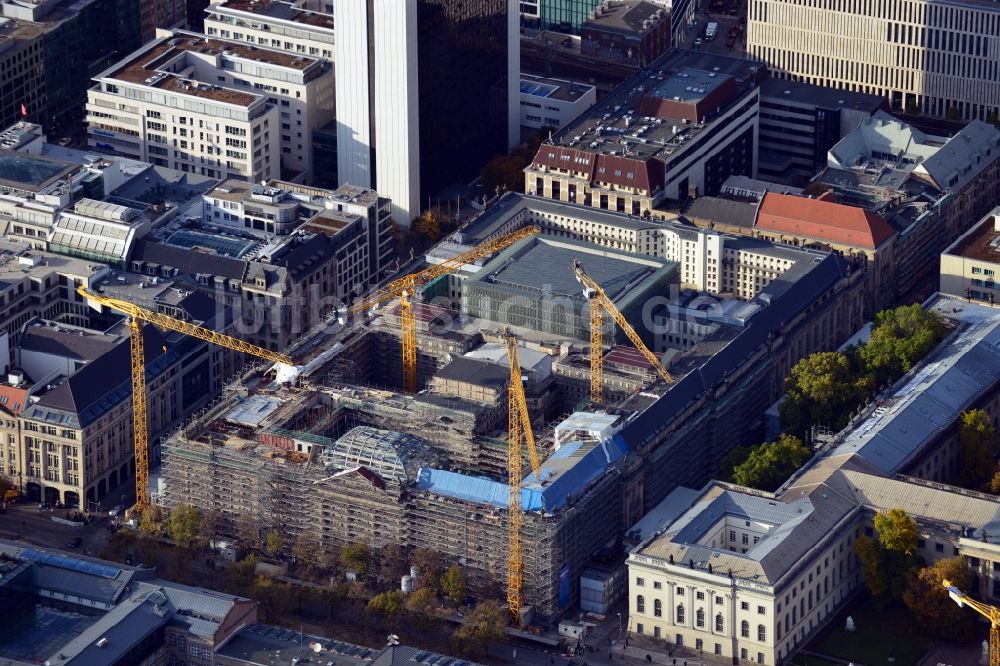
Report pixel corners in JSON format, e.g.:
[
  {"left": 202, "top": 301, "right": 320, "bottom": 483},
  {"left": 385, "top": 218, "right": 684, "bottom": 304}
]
[{"left": 760, "top": 77, "right": 886, "bottom": 112}]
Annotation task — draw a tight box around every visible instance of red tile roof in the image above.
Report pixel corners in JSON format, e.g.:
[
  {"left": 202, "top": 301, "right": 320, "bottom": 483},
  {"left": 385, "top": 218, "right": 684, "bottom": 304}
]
[
  {"left": 0, "top": 385, "right": 29, "bottom": 414},
  {"left": 756, "top": 193, "right": 895, "bottom": 250}
]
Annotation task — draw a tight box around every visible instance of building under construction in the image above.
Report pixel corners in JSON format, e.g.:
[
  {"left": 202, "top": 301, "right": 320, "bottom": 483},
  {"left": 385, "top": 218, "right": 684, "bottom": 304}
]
[
  {"left": 158, "top": 195, "right": 868, "bottom": 622},
  {"left": 160, "top": 353, "right": 631, "bottom": 619}
]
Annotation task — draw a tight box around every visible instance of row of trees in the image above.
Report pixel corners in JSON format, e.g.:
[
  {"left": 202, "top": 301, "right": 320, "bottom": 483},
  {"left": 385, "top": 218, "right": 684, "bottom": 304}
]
[
  {"left": 780, "top": 304, "right": 946, "bottom": 438},
  {"left": 856, "top": 508, "right": 978, "bottom": 640},
  {"left": 106, "top": 503, "right": 498, "bottom": 658}
]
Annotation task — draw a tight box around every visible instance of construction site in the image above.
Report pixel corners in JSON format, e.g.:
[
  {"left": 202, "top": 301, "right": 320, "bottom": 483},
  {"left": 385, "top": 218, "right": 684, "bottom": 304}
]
[{"left": 153, "top": 197, "right": 868, "bottom": 623}]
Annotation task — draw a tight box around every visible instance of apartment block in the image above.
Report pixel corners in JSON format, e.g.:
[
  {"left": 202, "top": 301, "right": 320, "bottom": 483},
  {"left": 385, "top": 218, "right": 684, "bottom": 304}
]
[
  {"left": 747, "top": 0, "right": 1000, "bottom": 121},
  {"left": 525, "top": 49, "right": 762, "bottom": 212},
  {"left": 86, "top": 29, "right": 342, "bottom": 182}
]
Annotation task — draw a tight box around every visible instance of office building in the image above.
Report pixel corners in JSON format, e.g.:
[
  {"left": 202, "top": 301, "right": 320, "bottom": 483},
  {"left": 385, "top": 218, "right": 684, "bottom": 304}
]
[
  {"left": 519, "top": 75, "right": 597, "bottom": 132},
  {"left": 139, "top": 0, "right": 186, "bottom": 42},
  {"left": 747, "top": 0, "right": 1000, "bottom": 121},
  {"left": 754, "top": 192, "right": 897, "bottom": 316},
  {"left": 336, "top": 0, "right": 520, "bottom": 225},
  {"left": 521, "top": 0, "right": 601, "bottom": 33},
  {"left": 203, "top": 0, "right": 335, "bottom": 61},
  {"left": 757, "top": 79, "right": 886, "bottom": 185},
  {"left": 86, "top": 30, "right": 337, "bottom": 182},
  {"left": 0, "top": 0, "right": 141, "bottom": 133},
  {"left": 1, "top": 282, "right": 233, "bottom": 509},
  {"left": 816, "top": 111, "right": 1000, "bottom": 299},
  {"left": 525, "top": 49, "right": 763, "bottom": 212},
  {"left": 580, "top": 1, "right": 671, "bottom": 68},
  {"left": 940, "top": 207, "right": 1000, "bottom": 305},
  {"left": 0, "top": 540, "right": 256, "bottom": 665}
]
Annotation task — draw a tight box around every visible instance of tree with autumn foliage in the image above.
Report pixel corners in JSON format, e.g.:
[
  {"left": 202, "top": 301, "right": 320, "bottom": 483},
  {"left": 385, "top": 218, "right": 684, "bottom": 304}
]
[
  {"left": 855, "top": 508, "right": 920, "bottom": 606},
  {"left": 902, "top": 557, "right": 978, "bottom": 640}
]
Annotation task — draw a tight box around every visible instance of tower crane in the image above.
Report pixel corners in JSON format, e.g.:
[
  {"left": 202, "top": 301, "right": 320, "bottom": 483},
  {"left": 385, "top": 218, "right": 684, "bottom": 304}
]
[
  {"left": 944, "top": 579, "right": 999, "bottom": 665},
  {"left": 571, "top": 259, "right": 672, "bottom": 404},
  {"left": 77, "top": 286, "right": 293, "bottom": 513},
  {"left": 501, "top": 328, "right": 541, "bottom": 624},
  {"left": 348, "top": 226, "right": 540, "bottom": 393}
]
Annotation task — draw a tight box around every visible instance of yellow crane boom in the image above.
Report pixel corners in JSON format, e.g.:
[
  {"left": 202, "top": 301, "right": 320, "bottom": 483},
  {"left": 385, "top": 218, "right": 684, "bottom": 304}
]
[
  {"left": 944, "top": 579, "right": 1000, "bottom": 666},
  {"left": 78, "top": 285, "right": 292, "bottom": 512},
  {"left": 349, "top": 226, "right": 540, "bottom": 393},
  {"left": 502, "top": 328, "right": 541, "bottom": 624},
  {"left": 572, "top": 259, "right": 672, "bottom": 404}
]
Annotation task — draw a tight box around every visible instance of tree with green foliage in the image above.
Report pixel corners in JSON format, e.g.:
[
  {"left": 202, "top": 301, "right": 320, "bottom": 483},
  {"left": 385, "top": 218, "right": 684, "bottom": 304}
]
[
  {"left": 168, "top": 503, "right": 200, "bottom": 547},
  {"left": 340, "top": 542, "right": 371, "bottom": 576},
  {"left": 730, "top": 434, "right": 812, "bottom": 491},
  {"left": 780, "top": 351, "right": 865, "bottom": 436},
  {"left": 958, "top": 409, "right": 998, "bottom": 489},
  {"left": 720, "top": 445, "right": 751, "bottom": 480},
  {"left": 265, "top": 529, "right": 283, "bottom": 559},
  {"left": 405, "top": 585, "right": 439, "bottom": 616},
  {"left": 225, "top": 556, "right": 259, "bottom": 597},
  {"left": 902, "top": 556, "right": 978, "bottom": 640},
  {"left": 859, "top": 304, "right": 945, "bottom": 382},
  {"left": 139, "top": 505, "right": 168, "bottom": 537},
  {"left": 441, "top": 563, "right": 468, "bottom": 605},
  {"left": 367, "top": 590, "right": 405, "bottom": 616},
  {"left": 856, "top": 509, "right": 919, "bottom": 606},
  {"left": 874, "top": 508, "right": 918, "bottom": 555},
  {"left": 451, "top": 600, "right": 508, "bottom": 658}
]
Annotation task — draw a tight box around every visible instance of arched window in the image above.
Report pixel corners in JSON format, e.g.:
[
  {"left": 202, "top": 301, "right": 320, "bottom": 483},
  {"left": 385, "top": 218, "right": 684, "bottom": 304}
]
[
  {"left": 741, "top": 620, "right": 750, "bottom": 638},
  {"left": 636, "top": 595, "right": 645, "bottom": 613},
  {"left": 758, "top": 624, "right": 766, "bottom": 642},
  {"left": 715, "top": 613, "right": 724, "bottom": 632},
  {"left": 676, "top": 603, "right": 685, "bottom": 623},
  {"left": 696, "top": 608, "right": 705, "bottom": 627},
  {"left": 653, "top": 599, "right": 662, "bottom": 617}
]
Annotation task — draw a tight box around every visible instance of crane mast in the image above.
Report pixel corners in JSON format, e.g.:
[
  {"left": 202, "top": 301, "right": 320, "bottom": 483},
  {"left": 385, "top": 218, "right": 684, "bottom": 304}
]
[
  {"left": 349, "top": 226, "right": 540, "bottom": 393},
  {"left": 78, "top": 286, "right": 292, "bottom": 512},
  {"left": 944, "top": 579, "right": 1000, "bottom": 666},
  {"left": 502, "top": 328, "right": 541, "bottom": 624},
  {"left": 572, "top": 259, "right": 672, "bottom": 403}
]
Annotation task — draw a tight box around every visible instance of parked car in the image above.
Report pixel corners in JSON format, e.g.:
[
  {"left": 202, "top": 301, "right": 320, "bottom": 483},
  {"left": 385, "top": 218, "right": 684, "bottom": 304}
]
[
  {"left": 57, "top": 137, "right": 72, "bottom": 147},
  {"left": 109, "top": 504, "right": 123, "bottom": 517},
  {"left": 66, "top": 537, "right": 82, "bottom": 548}
]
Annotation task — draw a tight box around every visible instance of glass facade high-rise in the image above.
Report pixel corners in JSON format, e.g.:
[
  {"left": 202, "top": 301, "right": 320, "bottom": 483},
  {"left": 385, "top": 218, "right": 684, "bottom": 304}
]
[
  {"left": 523, "top": 0, "right": 601, "bottom": 34},
  {"left": 416, "top": 0, "right": 511, "bottom": 202},
  {"left": 335, "top": 0, "right": 519, "bottom": 225}
]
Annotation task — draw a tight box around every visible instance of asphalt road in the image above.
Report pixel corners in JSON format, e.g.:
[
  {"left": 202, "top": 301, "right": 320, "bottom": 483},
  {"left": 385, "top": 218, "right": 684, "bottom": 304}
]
[{"left": 0, "top": 501, "right": 114, "bottom": 555}]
